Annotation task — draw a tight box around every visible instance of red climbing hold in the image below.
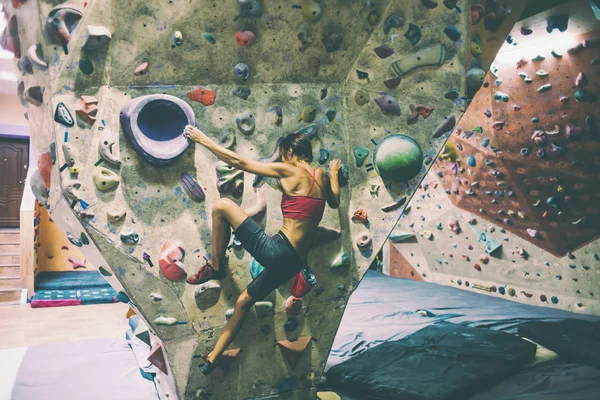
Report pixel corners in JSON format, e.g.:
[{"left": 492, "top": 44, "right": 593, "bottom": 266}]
[
  {"left": 148, "top": 342, "right": 168, "bottom": 374},
  {"left": 474, "top": 264, "right": 481, "bottom": 271},
  {"left": 158, "top": 240, "right": 187, "bottom": 281},
  {"left": 277, "top": 337, "right": 311, "bottom": 369},
  {"left": 516, "top": 58, "right": 528, "bottom": 69},
  {"left": 187, "top": 87, "right": 216, "bottom": 106},
  {"left": 236, "top": 31, "right": 256, "bottom": 46},
  {"left": 407, "top": 104, "right": 435, "bottom": 124}
]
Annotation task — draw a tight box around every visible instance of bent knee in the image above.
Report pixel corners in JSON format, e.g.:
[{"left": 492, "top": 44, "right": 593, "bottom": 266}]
[{"left": 213, "top": 198, "right": 236, "bottom": 215}]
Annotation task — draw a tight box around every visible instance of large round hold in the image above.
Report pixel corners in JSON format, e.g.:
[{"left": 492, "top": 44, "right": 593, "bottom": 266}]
[{"left": 373, "top": 134, "right": 423, "bottom": 182}]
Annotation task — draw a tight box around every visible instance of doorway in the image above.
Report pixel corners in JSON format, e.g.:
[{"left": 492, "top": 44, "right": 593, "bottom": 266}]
[{"left": 0, "top": 137, "right": 29, "bottom": 228}]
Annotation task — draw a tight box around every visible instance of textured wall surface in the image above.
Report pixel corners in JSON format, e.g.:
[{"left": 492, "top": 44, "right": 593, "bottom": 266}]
[
  {"left": 2, "top": 0, "right": 496, "bottom": 398},
  {"left": 388, "top": 0, "right": 600, "bottom": 316}
]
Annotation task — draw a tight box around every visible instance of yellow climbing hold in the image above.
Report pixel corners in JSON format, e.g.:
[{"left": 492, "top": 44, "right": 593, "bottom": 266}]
[
  {"left": 317, "top": 392, "right": 342, "bottom": 400},
  {"left": 92, "top": 167, "right": 120, "bottom": 191},
  {"left": 301, "top": 0, "right": 322, "bottom": 23},
  {"left": 471, "top": 42, "right": 481, "bottom": 56}
]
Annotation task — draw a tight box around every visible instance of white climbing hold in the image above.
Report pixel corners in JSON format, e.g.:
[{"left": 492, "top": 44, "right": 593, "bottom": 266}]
[{"left": 154, "top": 316, "right": 177, "bottom": 326}]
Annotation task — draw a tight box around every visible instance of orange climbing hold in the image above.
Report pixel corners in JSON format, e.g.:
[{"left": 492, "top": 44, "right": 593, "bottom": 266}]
[
  {"left": 351, "top": 208, "right": 368, "bottom": 224},
  {"left": 187, "top": 87, "right": 216, "bottom": 106},
  {"left": 277, "top": 337, "right": 311, "bottom": 369},
  {"left": 236, "top": 30, "right": 256, "bottom": 46}
]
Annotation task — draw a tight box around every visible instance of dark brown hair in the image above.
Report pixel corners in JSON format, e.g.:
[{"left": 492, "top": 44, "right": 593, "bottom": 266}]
[{"left": 279, "top": 133, "right": 313, "bottom": 162}]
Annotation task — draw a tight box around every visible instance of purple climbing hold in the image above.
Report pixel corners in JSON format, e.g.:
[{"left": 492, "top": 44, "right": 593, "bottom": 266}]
[
  {"left": 384, "top": 76, "right": 401, "bottom": 89},
  {"left": 374, "top": 46, "right": 394, "bottom": 59},
  {"left": 181, "top": 173, "right": 205, "bottom": 202},
  {"left": 421, "top": 0, "right": 438, "bottom": 8},
  {"left": 383, "top": 13, "right": 404, "bottom": 34},
  {"left": 432, "top": 115, "right": 457, "bottom": 138},
  {"left": 374, "top": 95, "right": 401, "bottom": 116}
]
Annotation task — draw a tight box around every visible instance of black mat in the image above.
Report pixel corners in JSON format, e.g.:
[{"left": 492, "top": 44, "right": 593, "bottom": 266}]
[{"left": 326, "top": 322, "right": 536, "bottom": 400}]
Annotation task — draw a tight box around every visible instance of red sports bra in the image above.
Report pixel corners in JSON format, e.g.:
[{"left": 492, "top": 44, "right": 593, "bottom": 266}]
[{"left": 281, "top": 167, "right": 326, "bottom": 222}]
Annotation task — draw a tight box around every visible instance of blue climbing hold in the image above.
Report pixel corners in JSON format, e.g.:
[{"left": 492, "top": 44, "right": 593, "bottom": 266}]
[
  {"left": 116, "top": 291, "right": 130, "bottom": 303},
  {"left": 318, "top": 148, "right": 330, "bottom": 165},
  {"left": 467, "top": 156, "right": 476, "bottom": 167},
  {"left": 551, "top": 296, "right": 559, "bottom": 304}
]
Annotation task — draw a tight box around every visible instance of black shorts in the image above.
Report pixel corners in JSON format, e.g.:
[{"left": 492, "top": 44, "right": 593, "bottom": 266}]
[{"left": 234, "top": 217, "right": 304, "bottom": 301}]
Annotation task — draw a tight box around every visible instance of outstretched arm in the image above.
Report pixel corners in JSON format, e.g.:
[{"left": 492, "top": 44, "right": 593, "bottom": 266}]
[
  {"left": 184, "top": 126, "right": 292, "bottom": 179},
  {"left": 325, "top": 159, "right": 341, "bottom": 209}
]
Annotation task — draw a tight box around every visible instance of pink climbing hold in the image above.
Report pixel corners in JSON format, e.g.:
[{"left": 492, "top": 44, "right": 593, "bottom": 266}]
[
  {"left": 148, "top": 342, "right": 168, "bottom": 374},
  {"left": 531, "top": 129, "right": 546, "bottom": 146},
  {"left": 236, "top": 30, "right": 256, "bottom": 46},
  {"left": 134, "top": 61, "right": 149, "bottom": 76},
  {"left": 68, "top": 257, "right": 87, "bottom": 269},
  {"left": 516, "top": 58, "right": 528, "bottom": 69},
  {"left": 478, "top": 254, "right": 489, "bottom": 264},
  {"left": 527, "top": 229, "right": 539, "bottom": 239},
  {"left": 158, "top": 240, "right": 187, "bottom": 281}
]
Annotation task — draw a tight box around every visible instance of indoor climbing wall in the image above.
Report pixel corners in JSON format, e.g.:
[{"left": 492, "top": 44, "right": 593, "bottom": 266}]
[
  {"left": 388, "top": 0, "right": 600, "bottom": 316},
  {"left": 4, "top": 0, "right": 487, "bottom": 398}
]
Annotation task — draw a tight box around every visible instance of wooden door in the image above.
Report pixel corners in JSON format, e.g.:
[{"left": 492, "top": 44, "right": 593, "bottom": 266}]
[{"left": 0, "top": 138, "right": 29, "bottom": 228}]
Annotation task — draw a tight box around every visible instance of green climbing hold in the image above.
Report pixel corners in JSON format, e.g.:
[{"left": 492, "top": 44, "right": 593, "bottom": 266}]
[
  {"left": 531, "top": 117, "right": 539, "bottom": 123},
  {"left": 356, "top": 69, "right": 369, "bottom": 80},
  {"left": 331, "top": 251, "right": 350, "bottom": 268},
  {"left": 326, "top": 109, "right": 337, "bottom": 122},
  {"left": 204, "top": 32, "right": 216, "bottom": 44},
  {"left": 98, "top": 266, "right": 112, "bottom": 277},
  {"left": 373, "top": 134, "right": 423, "bottom": 182},
  {"left": 367, "top": 9, "right": 380, "bottom": 25},
  {"left": 537, "top": 84, "right": 552, "bottom": 92},
  {"left": 551, "top": 50, "right": 562, "bottom": 58},
  {"left": 508, "top": 288, "right": 516, "bottom": 297},
  {"left": 531, "top": 55, "right": 545, "bottom": 61},
  {"left": 586, "top": 114, "right": 597, "bottom": 136},
  {"left": 116, "top": 291, "right": 130, "bottom": 303},
  {"left": 318, "top": 148, "right": 330, "bottom": 164},
  {"left": 79, "top": 56, "right": 93, "bottom": 75},
  {"left": 495, "top": 79, "right": 502, "bottom": 87},
  {"left": 473, "top": 126, "right": 483, "bottom": 133},
  {"left": 494, "top": 92, "right": 509, "bottom": 102},
  {"left": 353, "top": 146, "right": 370, "bottom": 167},
  {"left": 80, "top": 232, "right": 89, "bottom": 245},
  {"left": 536, "top": 70, "right": 549, "bottom": 77},
  {"left": 298, "top": 106, "right": 317, "bottom": 123},
  {"left": 354, "top": 90, "right": 369, "bottom": 106},
  {"left": 574, "top": 90, "right": 596, "bottom": 103},
  {"left": 524, "top": 78, "right": 532, "bottom": 84}
]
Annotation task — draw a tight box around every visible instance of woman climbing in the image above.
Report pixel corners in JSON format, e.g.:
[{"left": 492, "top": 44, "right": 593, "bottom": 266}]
[{"left": 182, "top": 125, "right": 341, "bottom": 375}]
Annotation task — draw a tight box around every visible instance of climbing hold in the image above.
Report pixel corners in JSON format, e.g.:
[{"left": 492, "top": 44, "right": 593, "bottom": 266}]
[
  {"left": 116, "top": 291, "right": 129, "bottom": 303},
  {"left": 69, "top": 257, "right": 86, "bottom": 269},
  {"left": 76, "top": 95, "right": 99, "bottom": 125},
  {"left": 536, "top": 70, "right": 549, "bottom": 77},
  {"left": 575, "top": 72, "right": 588, "bottom": 88},
  {"left": 531, "top": 117, "right": 539, "bottom": 123},
  {"left": 62, "top": 179, "right": 81, "bottom": 201},
  {"left": 82, "top": 25, "right": 111, "bottom": 52},
  {"left": 187, "top": 87, "right": 216, "bottom": 106},
  {"left": 546, "top": 14, "right": 568, "bottom": 33},
  {"left": 236, "top": 30, "right": 256, "bottom": 47},
  {"left": 298, "top": 106, "right": 317, "bottom": 123},
  {"left": 331, "top": 252, "right": 350, "bottom": 268},
  {"left": 526, "top": 229, "right": 539, "bottom": 238},
  {"left": 318, "top": 149, "right": 330, "bottom": 164},
  {"left": 466, "top": 68, "right": 485, "bottom": 95},
  {"left": 234, "top": 63, "right": 250, "bottom": 83},
  {"left": 78, "top": 56, "right": 94, "bottom": 75},
  {"left": 239, "top": 0, "right": 263, "bottom": 17},
  {"left": 30, "top": 171, "right": 48, "bottom": 204},
  {"left": 338, "top": 163, "right": 349, "bottom": 187},
  {"left": 356, "top": 232, "right": 372, "bottom": 249},
  {"left": 80, "top": 232, "right": 89, "bottom": 246},
  {"left": 92, "top": 167, "right": 120, "bottom": 191},
  {"left": 216, "top": 161, "right": 244, "bottom": 196},
  {"left": 508, "top": 288, "right": 516, "bottom": 297},
  {"left": 285, "top": 296, "right": 303, "bottom": 316},
  {"left": 307, "top": 56, "right": 320, "bottom": 77},
  {"left": 98, "top": 126, "right": 121, "bottom": 166},
  {"left": 62, "top": 143, "right": 76, "bottom": 167},
  {"left": 494, "top": 92, "right": 509, "bottom": 102},
  {"left": 54, "top": 103, "right": 74, "bottom": 127},
  {"left": 232, "top": 87, "right": 251, "bottom": 100},
  {"left": 181, "top": 173, "right": 205, "bottom": 202},
  {"left": 277, "top": 337, "right": 311, "bottom": 369},
  {"left": 492, "top": 121, "right": 505, "bottom": 131},
  {"left": 448, "top": 217, "right": 461, "bottom": 234},
  {"left": 204, "top": 32, "right": 216, "bottom": 44},
  {"left": 356, "top": 70, "right": 370, "bottom": 81},
  {"left": 66, "top": 232, "right": 82, "bottom": 247},
  {"left": 46, "top": 5, "right": 83, "bottom": 50},
  {"left": 245, "top": 187, "right": 266, "bottom": 219},
  {"left": 24, "top": 86, "right": 43, "bottom": 106},
  {"left": 120, "top": 231, "right": 139, "bottom": 246},
  {"left": 521, "top": 26, "right": 533, "bottom": 35},
  {"left": 173, "top": 31, "right": 183, "bottom": 46},
  {"left": 373, "top": 134, "right": 422, "bottom": 182},
  {"left": 134, "top": 61, "right": 149, "bottom": 76},
  {"left": 444, "top": 89, "right": 459, "bottom": 100},
  {"left": 383, "top": 13, "right": 404, "bottom": 34},
  {"left": 254, "top": 301, "right": 274, "bottom": 318},
  {"left": 531, "top": 55, "right": 545, "bottom": 62},
  {"left": 384, "top": 76, "right": 402, "bottom": 89},
  {"left": 326, "top": 109, "right": 337, "bottom": 123},
  {"left": 354, "top": 90, "right": 369, "bottom": 106},
  {"left": 107, "top": 209, "right": 126, "bottom": 224},
  {"left": 236, "top": 112, "right": 255, "bottom": 135},
  {"left": 404, "top": 23, "right": 422, "bottom": 46},
  {"left": 367, "top": 9, "right": 381, "bottom": 25},
  {"left": 471, "top": 42, "right": 481, "bottom": 56},
  {"left": 516, "top": 58, "right": 528, "bottom": 69},
  {"left": 443, "top": 26, "right": 461, "bottom": 41},
  {"left": 467, "top": 156, "right": 476, "bottom": 167},
  {"left": 322, "top": 24, "right": 344, "bottom": 52},
  {"left": 194, "top": 282, "right": 221, "bottom": 309},
  {"left": 481, "top": 138, "right": 490, "bottom": 147},
  {"left": 154, "top": 316, "right": 177, "bottom": 326},
  {"left": 353, "top": 147, "right": 369, "bottom": 167},
  {"left": 422, "top": 0, "right": 439, "bottom": 9},
  {"left": 225, "top": 309, "right": 235, "bottom": 319},
  {"left": 551, "top": 296, "right": 559, "bottom": 304},
  {"left": 566, "top": 123, "right": 583, "bottom": 141},
  {"left": 301, "top": 0, "right": 322, "bottom": 23},
  {"left": 270, "top": 105, "right": 283, "bottom": 126},
  {"left": 374, "top": 95, "right": 401, "bottom": 116},
  {"left": 389, "top": 230, "right": 415, "bottom": 243},
  {"left": 27, "top": 44, "right": 47, "bottom": 71},
  {"left": 586, "top": 114, "right": 598, "bottom": 136},
  {"left": 158, "top": 240, "right": 187, "bottom": 281},
  {"left": 574, "top": 90, "right": 596, "bottom": 103},
  {"left": 392, "top": 44, "right": 446, "bottom": 77},
  {"left": 99, "top": 266, "right": 113, "bottom": 277},
  {"left": 432, "top": 115, "right": 457, "bottom": 138},
  {"left": 407, "top": 104, "right": 434, "bottom": 124},
  {"left": 374, "top": 46, "right": 394, "bottom": 59},
  {"left": 352, "top": 208, "right": 368, "bottom": 224}
]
